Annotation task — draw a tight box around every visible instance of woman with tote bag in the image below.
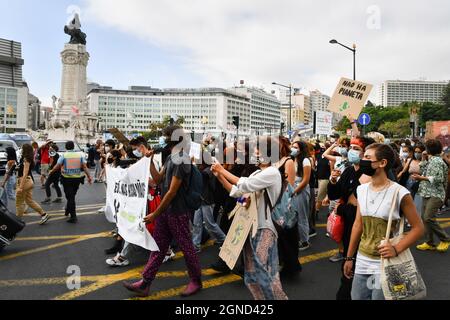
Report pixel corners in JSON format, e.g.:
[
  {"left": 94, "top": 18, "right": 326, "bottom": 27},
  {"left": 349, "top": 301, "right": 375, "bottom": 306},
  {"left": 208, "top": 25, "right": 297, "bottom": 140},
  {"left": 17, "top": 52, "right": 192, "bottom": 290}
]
[{"left": 343, "top": 143, "right": 424, "bottom": 300}]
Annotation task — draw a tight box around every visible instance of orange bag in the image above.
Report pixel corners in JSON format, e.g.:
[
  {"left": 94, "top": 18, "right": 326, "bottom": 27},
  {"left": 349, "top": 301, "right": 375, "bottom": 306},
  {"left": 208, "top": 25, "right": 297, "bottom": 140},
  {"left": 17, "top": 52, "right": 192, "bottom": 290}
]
[{"left": 327, "top": 206, "right": 344, "bottom": 243}]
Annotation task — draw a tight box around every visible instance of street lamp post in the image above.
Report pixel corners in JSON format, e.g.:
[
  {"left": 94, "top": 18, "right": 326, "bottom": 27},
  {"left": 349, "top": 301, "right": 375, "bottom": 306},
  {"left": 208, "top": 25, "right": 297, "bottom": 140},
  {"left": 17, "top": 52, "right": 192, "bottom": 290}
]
[
  {"left": 272, "top": 82, "right": 293, "bottom": 134},
  {"left": 329, "top": 39, "right": 356, "bottom": 81}
]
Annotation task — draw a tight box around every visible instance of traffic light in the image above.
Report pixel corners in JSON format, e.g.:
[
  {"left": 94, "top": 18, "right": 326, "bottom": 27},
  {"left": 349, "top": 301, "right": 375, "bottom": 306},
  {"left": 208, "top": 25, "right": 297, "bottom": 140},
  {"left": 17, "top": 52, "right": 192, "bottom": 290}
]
[
  {"left": 281, "top": 122, "right": 285, "bottom": 132},
  {"left": 232, "top": 116, "right": 240, "bottom": 129}
]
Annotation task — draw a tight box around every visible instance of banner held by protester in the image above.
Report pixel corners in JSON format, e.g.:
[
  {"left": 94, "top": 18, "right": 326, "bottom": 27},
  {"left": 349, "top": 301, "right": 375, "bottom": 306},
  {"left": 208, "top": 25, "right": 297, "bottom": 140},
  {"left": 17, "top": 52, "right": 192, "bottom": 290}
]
[{"left": 106, "top": 157, "right": 159, "bottom": 252}]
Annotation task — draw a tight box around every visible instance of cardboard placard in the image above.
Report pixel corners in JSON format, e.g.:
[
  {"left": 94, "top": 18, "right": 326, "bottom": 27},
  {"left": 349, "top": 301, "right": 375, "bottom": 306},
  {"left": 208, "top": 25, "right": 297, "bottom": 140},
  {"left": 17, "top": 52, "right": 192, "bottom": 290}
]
[
  {"left": 327, "top": 78, "right": 373, "bottom": 120},
  {"left": 219, "top": 194, "right": 258, "bottom": 270},
  {"left": 108, "top": 128, "right": 130, "bottom": 147}
]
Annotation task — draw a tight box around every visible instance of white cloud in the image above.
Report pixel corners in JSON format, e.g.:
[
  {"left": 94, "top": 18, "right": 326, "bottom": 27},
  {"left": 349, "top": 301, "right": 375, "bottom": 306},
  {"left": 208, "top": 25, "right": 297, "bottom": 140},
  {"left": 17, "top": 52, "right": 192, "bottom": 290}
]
[{"left": 83, "top": 0, "right": 450, "bottom": 100}]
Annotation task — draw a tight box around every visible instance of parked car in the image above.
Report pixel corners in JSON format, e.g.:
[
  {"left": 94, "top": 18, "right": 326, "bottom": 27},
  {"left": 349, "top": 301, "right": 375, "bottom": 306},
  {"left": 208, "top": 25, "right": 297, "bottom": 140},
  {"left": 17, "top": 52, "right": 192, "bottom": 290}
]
[
  {"left": 0, "top": 140, "right": 20, "bottom": 175},
  {"left": 0, "top": 133, "right": 35, "bottom": 148}
]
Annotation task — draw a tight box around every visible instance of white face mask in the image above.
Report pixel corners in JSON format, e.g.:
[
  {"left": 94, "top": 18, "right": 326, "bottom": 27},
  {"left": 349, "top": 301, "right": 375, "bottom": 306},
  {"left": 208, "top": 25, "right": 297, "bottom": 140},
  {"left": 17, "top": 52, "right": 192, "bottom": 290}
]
[{"left": 105, "top": 147, "right": 111, "bottom": 153}]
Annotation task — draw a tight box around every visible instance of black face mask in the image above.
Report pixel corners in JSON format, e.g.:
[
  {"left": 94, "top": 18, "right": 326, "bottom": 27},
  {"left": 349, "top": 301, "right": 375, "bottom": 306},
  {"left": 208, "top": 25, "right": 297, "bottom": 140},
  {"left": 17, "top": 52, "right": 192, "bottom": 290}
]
[{"left": 359, "top": 159, "right": 378, "bottom": 176}]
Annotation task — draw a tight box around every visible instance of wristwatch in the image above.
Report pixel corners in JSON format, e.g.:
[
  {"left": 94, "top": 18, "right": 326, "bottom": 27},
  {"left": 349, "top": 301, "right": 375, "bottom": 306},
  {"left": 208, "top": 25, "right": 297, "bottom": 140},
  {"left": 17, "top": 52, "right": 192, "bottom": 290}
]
[{"left": 344, "top": 257, "right": 356, "bottom": 262}]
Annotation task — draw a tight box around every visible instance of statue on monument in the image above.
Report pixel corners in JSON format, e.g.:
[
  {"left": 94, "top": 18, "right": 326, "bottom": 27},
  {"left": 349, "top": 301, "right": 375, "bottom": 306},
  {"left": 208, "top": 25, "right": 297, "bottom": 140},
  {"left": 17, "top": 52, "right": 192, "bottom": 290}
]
[{"left": 64, "top": 13, "right": 87, "bottom": 45}]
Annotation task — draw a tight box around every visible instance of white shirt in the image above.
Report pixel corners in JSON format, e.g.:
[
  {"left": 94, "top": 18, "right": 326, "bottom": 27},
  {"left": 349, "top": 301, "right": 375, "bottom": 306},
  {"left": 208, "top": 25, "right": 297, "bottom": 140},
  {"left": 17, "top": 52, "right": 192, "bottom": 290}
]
[
  {"left": 355, "top": 182, "right": 410, "bottom": 275},
  {"left": 230, "top": 166, "right": 282, "bottom": 236}
]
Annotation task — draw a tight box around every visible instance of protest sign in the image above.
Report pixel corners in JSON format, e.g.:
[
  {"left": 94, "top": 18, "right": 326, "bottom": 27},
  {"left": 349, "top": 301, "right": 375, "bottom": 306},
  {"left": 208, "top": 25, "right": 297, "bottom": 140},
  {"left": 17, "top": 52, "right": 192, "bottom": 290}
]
[
  {"left": 426, "top": 121, "right": 450, "bottom": 150},
  {"left": 189, "top": 142, "right": 202, "bottom": 160},
  {"left": 106, "top": 157, "right": 159, "bottom": 251},
  {"left": 315, "top": 111, "right": 333, "bottom": 135},
  {"left": 328, "top": 77, "right": 373, "bottom": 119},
  {"left": 108, "top": 128, "right": 130, "bottom": 147},
  {"left": 219, "top": 194, "right": 258, "bottom": 270}
]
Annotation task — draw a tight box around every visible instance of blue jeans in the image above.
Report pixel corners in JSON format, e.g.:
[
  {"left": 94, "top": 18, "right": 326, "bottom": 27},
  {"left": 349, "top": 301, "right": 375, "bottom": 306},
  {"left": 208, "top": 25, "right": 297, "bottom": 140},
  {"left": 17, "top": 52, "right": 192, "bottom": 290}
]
[
  {"left": 6, "top": 174, "right": 16, "bottom": 200},
  {"left": 192, "top": 204, "right": 225, "bottom": 249},
  {"left": 351, "top": 274, "right": 385, "bottom": 300}
]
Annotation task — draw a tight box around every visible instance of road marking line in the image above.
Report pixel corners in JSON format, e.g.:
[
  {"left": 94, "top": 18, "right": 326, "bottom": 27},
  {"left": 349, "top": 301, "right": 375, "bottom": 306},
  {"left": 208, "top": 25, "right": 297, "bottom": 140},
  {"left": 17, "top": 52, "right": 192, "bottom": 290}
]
[
  {"left": 0, "top": 232, "right": 110, "bottom": 262},
  {"left": 26, "top": 211, "right": 100, "bottom": 226},
  {"left": 132, "top": 249, "right": 339, "bottom": 301},
  {"left": 23, "top": 204, "right": 103, "bottom": 216},
  {"left": 436, "top": 217, "right": 450, "bottom": 222},
  {"left": 51, "top": 241, "right": 216, "bottom": 300},
  {"left": 15, "top": 235, "right": 83, "bottom": 241}
]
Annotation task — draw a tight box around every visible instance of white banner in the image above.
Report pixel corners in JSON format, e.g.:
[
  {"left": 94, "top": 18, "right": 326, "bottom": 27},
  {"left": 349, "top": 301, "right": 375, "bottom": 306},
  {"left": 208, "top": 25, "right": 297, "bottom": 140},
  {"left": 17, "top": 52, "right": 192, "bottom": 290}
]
[
  {"left": 106, "top": 158, "right": 159, "bottom": 252},
  {"left": 315, "top": 111, "right": 333, "bottom": 135}
]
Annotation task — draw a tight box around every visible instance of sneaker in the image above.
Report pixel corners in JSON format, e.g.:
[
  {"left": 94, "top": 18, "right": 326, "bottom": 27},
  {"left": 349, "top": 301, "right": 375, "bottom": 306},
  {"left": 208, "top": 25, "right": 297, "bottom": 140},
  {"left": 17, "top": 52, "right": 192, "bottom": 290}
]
[
  {"left": 329, "top": 252, "right": 344, "bottom": 263},
  {"left": 195, "top": 247, "right": 201, "bottom": 254},
  {"left": 163, "top": 249, "right": 176, "bottom": 263},
  {"left": 181, "top": 281, "right": 202, "bottom": 297},
  {"left": 416, "top": 243, "right": 436, "bottom": 251},
  {"left": 41, "top": 198, "right": 51, "bottom": 204},
  {"left": 52, "top": 198, "right": 63, "bottom": 203},
  {"left": 39, "top": 214, "right": 51, "bottom": 225},
  {"left": 299, "top": 242, "right": 310, "bottom": 251},
  {"left": 309, "top": 229, "right": 317, "bottom": 238},
  {"left": 436, "top": 242, "right": 450, "bottom": 253},
  {"left": 106, "top": 254, "right": 130, "bottom": 267},
  {"left": 123, "top": 280, "right": 150, "bottom": 297}
]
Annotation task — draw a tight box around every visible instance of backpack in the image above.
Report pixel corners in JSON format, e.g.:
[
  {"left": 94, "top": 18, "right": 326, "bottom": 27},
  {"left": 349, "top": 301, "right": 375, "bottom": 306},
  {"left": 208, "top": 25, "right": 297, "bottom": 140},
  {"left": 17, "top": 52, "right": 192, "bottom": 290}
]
[
  {"left": 183, "top": 164, "right": 204, "bottom": 211},
  {"left": 263, "top": 158, "right": 298, "bottom": 229}
]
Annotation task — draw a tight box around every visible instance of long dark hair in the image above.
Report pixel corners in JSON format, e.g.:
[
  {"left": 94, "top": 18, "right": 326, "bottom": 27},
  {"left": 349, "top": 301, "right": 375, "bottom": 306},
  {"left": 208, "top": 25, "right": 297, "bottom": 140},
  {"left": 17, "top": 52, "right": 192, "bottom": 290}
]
[
  {"left": 292, "top": 141, "right": 309, "bottom": 178},
  {"left": 6, "top": 147, "right": 17, "bottom": 162},
  {"left": 21, "top": 144, "right": 34, "bottom": 166}
]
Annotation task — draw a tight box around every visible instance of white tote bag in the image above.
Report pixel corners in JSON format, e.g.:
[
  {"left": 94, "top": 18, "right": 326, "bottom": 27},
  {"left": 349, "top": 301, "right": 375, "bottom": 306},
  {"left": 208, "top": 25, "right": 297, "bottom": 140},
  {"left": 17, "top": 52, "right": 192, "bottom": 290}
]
[{"left": 380, "top": 187, "right": 427, "bottom": 300}]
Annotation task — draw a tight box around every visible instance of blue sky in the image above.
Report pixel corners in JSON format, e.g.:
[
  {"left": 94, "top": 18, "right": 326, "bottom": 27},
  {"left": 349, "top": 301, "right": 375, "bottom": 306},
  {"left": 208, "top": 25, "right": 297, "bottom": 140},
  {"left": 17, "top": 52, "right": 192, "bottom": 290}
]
[
  {"left": 1, "top": 0, "right": 450, "bottom": 107},
  {"left": 1, "top": 0, "right": 203, "bottom": 106}
]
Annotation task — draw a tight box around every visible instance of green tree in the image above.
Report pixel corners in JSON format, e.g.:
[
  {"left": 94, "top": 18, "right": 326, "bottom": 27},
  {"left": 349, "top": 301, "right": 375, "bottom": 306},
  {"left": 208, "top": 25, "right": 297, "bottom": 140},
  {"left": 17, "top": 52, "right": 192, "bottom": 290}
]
[
  {"left": 147, "top": 115, "right": 186, "bottom": 140},
  {"left": 379, "top": 118, "right": 411, "bottom": 137}
]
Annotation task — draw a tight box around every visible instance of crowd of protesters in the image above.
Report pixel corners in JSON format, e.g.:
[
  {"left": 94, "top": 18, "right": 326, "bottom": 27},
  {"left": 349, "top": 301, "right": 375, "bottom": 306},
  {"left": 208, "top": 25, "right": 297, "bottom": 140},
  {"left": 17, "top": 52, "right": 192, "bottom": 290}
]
[
  {"left": 3, "top": 118, "right": 449, "bottom": 301},
  {"left": 85, "top": 120, "right": 448, "bottom": 301}
]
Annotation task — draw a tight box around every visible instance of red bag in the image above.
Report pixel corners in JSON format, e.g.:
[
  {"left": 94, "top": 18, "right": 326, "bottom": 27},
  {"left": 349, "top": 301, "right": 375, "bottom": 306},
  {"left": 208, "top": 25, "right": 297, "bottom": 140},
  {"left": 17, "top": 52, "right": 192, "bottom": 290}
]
[
  {"left": 327, "top": 208, "right": 344, "bottom": 243},
  {"left": 146, "top": 187, "right": 161, "bottom": 235}
]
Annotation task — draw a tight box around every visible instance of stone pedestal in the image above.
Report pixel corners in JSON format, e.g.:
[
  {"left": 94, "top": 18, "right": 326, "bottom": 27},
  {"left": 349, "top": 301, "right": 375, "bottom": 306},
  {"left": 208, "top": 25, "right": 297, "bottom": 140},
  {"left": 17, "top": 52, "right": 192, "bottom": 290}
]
[{"left": 56, "top": 43, "right": 90, "bottom": 123}]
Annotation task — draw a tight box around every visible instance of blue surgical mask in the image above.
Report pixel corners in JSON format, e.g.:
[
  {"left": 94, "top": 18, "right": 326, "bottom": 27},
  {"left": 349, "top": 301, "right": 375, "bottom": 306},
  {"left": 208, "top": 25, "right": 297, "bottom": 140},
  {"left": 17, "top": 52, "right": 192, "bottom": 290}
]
[
  {"left": 133, "top": 149, "right": 143, "bottom": 158},
  {"left": 338, "top": 147, "right": 348, "bottom": 158},
  {"left": 291, "top": 148, "right": 299, "bottom": 157},
  {"left": 348, "top": 149, "right": 361, "bottom": 164}
]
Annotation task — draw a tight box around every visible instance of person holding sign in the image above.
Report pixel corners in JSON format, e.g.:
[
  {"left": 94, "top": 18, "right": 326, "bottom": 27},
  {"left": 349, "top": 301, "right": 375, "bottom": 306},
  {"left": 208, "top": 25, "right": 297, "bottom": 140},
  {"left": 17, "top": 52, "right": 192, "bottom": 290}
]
[
  {"left": 123, "top": 126, "right": 202, "bottom": 298},
  {"left": 212, "top": 136, "right": 288, "bottom": 300}
]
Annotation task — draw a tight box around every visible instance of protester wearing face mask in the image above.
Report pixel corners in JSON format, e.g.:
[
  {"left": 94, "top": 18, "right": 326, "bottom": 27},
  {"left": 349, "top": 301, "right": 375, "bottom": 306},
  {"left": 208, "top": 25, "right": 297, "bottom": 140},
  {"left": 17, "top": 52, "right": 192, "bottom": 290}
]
[
  {"left": 124, "top": 126, "right": 203, "bottom": 298},
  {"left": 41, "top": 144, "right": 63, "bottom": 204},
  {"left": 323, "top": 138, "right": 350, "bottom": 174},
  {"left": 397, "top": 145, "right": 414, "bottom": 187},
  {"left": 99, "top": 140, "right": 116, "bottom": 183},
  {"left": 291, "top": 141, "right": 312, "bottom": 251},
  {"left": 211, "top": 136, "right": 288, "bottom": 300},
  {"left": 327, "top": 136, "right": 375, "bottom": 300},
  {"left": 344, "top": 143, "right": 424, "bottom": 300},
  {"left": 209, "top": 143, "right": 258, "bottom": 275},
  {"left": 274, "top": 136, "right": 302, "bottom": 277},
  {"left": 398, "top": 145, "right": 424, "bottom": 200},
  {"left": 413, "top": 139, "right": 450, "bottom": 253}
]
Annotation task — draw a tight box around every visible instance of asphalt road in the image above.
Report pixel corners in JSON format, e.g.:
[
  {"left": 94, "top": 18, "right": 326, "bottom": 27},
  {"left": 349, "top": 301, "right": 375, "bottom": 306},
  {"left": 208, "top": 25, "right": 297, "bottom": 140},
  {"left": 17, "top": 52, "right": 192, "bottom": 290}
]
[{"left": 0, "top": 173, "right": 449, "bottom": 300}]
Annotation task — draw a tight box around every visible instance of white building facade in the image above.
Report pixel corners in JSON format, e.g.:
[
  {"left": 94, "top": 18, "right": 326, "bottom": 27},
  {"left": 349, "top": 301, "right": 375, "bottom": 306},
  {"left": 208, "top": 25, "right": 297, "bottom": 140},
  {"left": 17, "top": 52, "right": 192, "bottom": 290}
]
[
  {"left": 232, "top": 86, "right": 281, "bottom": 134},
  {"left": 377, "top": 80, "right": 448, "bottom": 107},
  {"left": 88, "top": 87, "right": 253, "bottom": 135}
]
